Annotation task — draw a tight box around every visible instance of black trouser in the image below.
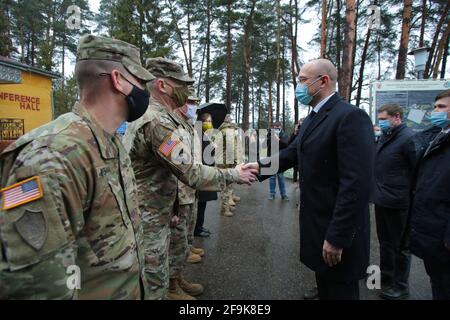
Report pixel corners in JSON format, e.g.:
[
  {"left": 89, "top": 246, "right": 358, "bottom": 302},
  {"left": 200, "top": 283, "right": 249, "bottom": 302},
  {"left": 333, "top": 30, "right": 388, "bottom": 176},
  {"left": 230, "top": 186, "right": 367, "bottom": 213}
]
[
  {"left": 374, "top": 205, "right": 411, "bottom": 290},
  {"left": 315, "top": 274, "right": 360, "bottom": 300},
  {"left": 423, "top": 258, "right": 450, "bottom": 300},
  {"left": 195, "top": 202, "right": 207, "bottom": 234}
]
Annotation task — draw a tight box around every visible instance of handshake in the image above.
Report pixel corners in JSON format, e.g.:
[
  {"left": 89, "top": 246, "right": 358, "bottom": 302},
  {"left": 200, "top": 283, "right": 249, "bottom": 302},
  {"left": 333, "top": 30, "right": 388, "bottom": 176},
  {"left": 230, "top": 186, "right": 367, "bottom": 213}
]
[{"left": 235, "top": 162, "right": 261, "bottom": 185}]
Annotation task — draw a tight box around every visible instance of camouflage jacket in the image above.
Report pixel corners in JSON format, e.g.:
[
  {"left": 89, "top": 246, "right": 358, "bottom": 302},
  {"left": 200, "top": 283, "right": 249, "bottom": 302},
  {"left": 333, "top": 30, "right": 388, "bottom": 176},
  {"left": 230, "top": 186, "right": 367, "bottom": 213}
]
[
  {"left": 124, "top": 98, "right": 240, "bottom": 223},
  {"left": 0, "top": 102, "right": 145, "bottom": 300},
  {"left": 174, "top": 113, "right": 197, "bottom": 206},
  {"left": 216, "top": 120, "right": 240, "bottom": 168}
]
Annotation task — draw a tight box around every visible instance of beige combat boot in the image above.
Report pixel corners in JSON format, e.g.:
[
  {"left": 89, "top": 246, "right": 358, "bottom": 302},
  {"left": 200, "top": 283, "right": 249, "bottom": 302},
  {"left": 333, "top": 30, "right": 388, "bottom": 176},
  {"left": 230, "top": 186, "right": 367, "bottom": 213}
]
[
  {"left": 221, "top": 207, "right": 234, "bottom": 217},
  {"left": 191, "top": 247, "right": 205, "bottom": 257},
  {"left": 178, "top": 277, "right": 204, "bottom": 296},
  {"left": 186, "top": 251, "right": 202, "bottom": 264},
  {"left": 167, "top": 278, "right": 196, "bottom": 300},
  {"left": 232, "top": 195, "right": 241, "bottom": 202},
  {"left": 229, "top": 198, "right": 236, "bottom": 206}
]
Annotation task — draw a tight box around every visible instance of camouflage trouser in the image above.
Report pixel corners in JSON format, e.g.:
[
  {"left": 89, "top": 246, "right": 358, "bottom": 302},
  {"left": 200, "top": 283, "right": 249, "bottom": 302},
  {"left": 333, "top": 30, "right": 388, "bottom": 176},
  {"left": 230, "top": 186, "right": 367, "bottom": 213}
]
[
  {"left": 220, "top": 184, "right": 234, "bottom": 212},
  {"left": 187, "top": 201, "right": 197, "bottom": 247},
  {"left": 169, "top": 204, "right": 191, "bottom": 279},
  {"left": 142, "top": 213, "right": 170, "bottom": 300}
]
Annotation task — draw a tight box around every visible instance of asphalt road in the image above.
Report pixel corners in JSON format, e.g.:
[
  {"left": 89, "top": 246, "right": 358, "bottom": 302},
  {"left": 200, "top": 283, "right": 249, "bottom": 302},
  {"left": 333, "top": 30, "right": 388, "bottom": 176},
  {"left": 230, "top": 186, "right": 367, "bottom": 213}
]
[{"left": 184, "top": 179, "right": 432, "bottom": 300}]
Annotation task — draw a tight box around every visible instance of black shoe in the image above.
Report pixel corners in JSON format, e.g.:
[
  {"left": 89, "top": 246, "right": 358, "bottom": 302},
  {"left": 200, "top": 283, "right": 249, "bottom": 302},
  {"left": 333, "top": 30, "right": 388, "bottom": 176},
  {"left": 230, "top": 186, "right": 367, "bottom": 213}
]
[
  {"left": 303, "top": 287, "right": 319, "bottom": 300},
  {"left": 282, "top": 195, "right": 290, "bottom": 201},
  {"left": 201, "top": 227, "right": 211, "bottom": 234},
  {"left": 194, "top": 230, "right": 210, "bottom": 238},
  {"left": 379, "top": 287, "right": 409, "bottom": 300},
  {"left": 268, "top": 194, "right": 275, "bottom": 200}
]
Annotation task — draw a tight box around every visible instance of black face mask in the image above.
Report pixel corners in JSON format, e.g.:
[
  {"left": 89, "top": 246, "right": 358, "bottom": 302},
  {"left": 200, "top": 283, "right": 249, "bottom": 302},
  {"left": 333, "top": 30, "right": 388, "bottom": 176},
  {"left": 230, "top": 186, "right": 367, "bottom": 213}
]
[{"left": 121, "top": 76, "right": 150, "bottom": 122}]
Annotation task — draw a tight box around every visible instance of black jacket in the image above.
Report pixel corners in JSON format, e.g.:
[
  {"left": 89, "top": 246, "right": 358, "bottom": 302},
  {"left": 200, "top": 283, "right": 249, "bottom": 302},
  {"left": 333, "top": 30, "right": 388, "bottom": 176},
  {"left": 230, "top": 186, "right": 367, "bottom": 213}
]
[
  {"left": 259, "top": 93, "right": 374, "bottom": 281},
  {"left": 198, "top": 136, "right": 218, "bottom": 203},
  {"left": 372, "top": 124, "right": 415, "bottom": 209},
  {"left": 410, "top": 128, "right": 450, "bottom": 264}
]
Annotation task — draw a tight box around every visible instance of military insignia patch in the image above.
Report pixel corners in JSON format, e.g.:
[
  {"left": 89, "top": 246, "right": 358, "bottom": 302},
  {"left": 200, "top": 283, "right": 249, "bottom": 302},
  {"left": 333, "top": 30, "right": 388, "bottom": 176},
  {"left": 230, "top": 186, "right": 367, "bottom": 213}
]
[
  {"left": 159, "top": 137, "right": 180, "bottom": 157},
  {"left": 1, "top": 176, "right": 43, "bottom": 210},
  {"left": 15, "top": 209, "right": 48, "bottom": 250}
]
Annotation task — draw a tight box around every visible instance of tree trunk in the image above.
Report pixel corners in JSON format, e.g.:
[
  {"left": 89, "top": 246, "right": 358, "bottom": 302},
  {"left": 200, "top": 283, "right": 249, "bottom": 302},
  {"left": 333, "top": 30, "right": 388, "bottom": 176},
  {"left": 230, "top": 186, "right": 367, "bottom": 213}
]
[
  {"left": 282, "top": 36, "right": 286, "bottom": 129},
  {"left": 226, "top": 0, "right": 233, "bottom": 112},
  {"left": 432, "top": 23, "right": 450, "bottom": 79},
  {"left": 242, "top": 0, "right": 256, "bottom": 131},
  {"left": 289, "top": 0, "right": 300, "bottom": 125},
  {"left": 276, "top": 0, "right": 281, "bottom": 122},
  {"left": 168, "top": 0, "right": 190, "bottom": 78},
  {"left": 339, "top": 0, "right": 356, "bottom": 101},
  {"left": 419, "top": 0, "right": 427, "bottom": 47},
  {"left": 424, "top": 1, "right": 450, "bottom": 79},
  {"left": 441, "top": 32, "right": 449, "bottom": 80},
  {"left": 187, "top": 8, "right": 193, "bottom": 77},
  {"left": 336, "top": 0, "right": 342, "bottom": 77},
  {"left": 320, "top": 0, "right": 327, "bottom": 58},
  {"left": 205, "top": 0, "right": 212, "bottom": 102},
  {"left": 395, "top": 0, "right": 413, "bottom": 80},
  {"left": 268, "top": 81, "right": 273, "bottom": 126},
  {"left": 355, "top": 28, "right": 371, "bottom": 108}
]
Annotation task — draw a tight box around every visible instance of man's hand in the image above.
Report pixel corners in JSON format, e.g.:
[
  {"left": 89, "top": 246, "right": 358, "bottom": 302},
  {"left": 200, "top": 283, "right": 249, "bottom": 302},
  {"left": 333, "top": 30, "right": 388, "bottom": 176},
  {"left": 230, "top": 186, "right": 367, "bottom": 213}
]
[
  {"left": 322, "top": 240, "right": 343, "bottom": 267},
  {"left": 235, "top": 163, "right": 259, "bottom": 185},
  {"left": 242, "top": 162, "right": 260, "bottom": 172}
]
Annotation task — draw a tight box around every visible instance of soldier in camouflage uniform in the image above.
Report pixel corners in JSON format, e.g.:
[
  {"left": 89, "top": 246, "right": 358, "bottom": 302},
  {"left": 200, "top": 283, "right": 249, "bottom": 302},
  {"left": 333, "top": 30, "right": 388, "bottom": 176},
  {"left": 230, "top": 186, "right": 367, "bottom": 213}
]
[
  {"left": 0, "top": 35, "right": 154, "bottom": 299},
  {"left": 216, "top": 115, "right": 242, "bottom": 217},
  {"left": 167, "top": 89, "right": 206, "bottom": 300},
  {"left": 123, "top": 57, "right": 258, "bottom": 300}
]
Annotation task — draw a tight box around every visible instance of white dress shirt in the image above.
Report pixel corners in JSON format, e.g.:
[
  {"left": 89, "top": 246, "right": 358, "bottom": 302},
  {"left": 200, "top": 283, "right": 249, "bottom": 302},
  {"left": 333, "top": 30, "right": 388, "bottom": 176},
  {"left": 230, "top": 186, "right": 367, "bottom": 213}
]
[{"left": 313, "top": 92, "right": 337, "bottom": 114}]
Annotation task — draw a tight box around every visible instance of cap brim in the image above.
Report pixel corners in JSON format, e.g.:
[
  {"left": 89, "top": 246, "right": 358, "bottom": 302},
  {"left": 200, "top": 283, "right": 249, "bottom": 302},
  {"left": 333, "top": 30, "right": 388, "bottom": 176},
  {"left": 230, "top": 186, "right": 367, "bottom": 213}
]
[{"left": 123, "top": 58, "right": 155, "bottom": 82}]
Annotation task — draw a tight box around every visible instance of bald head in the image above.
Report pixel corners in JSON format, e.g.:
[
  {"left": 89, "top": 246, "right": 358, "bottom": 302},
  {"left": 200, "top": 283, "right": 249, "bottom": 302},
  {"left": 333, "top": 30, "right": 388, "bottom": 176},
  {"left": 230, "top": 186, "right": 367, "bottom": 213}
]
[{"left": 302, "top": 59, "right": 338, "bottom": 86}]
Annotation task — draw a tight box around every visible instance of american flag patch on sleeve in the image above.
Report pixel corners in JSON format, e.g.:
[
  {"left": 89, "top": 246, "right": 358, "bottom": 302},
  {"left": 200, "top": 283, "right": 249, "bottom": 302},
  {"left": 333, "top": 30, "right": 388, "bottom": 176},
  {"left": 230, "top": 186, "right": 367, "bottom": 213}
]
[
  {"left": 159, "top": 137, "right": 180, "bottom": 157},
  {"left": 1, "top": 176, "right": 44, "bottom": 210}
]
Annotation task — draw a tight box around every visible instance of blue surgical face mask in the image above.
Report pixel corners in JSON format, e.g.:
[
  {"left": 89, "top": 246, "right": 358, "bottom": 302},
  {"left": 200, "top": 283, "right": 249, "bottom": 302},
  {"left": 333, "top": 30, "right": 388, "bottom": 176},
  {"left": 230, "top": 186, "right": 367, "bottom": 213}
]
[
  {"left": 186, "top": 104, "right": 198, "bottom": 120},
  {"left": 378, "top": 119, "right": 391, "bottom": 132},
  {"left": 295, "top": 76, "right": 322, "bottom": 105},
  {"left": 429, "top": 111, "right": 450, "bottom": 129}
]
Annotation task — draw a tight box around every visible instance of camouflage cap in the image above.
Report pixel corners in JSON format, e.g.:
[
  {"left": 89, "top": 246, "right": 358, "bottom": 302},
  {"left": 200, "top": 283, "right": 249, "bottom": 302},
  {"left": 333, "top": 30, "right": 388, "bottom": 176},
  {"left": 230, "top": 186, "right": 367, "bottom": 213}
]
[
  {"left": 188, "top": 86, "right": 201, "bottom": 102},
  {"left": 146, "top": 57, "right": 194, "bottom": 84},
  {"left": 77, "top": 34, "right": 155, "bottom": 82}
]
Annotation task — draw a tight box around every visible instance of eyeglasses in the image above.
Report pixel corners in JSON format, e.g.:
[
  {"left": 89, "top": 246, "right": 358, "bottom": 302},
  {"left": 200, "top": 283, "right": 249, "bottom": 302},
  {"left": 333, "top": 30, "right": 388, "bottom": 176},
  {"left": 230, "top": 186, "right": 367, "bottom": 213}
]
[{"left": 297, "top": 75, "right": 323, "bottom": 84}]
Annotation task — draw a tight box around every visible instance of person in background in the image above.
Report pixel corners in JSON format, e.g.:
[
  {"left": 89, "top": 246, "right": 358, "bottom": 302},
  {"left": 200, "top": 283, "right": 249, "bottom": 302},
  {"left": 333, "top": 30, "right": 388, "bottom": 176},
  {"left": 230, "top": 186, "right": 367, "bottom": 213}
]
[
  {"left": 373, "top": 104, "right": 415, "bottom": 300},
  {"left": 410, "top": 89, "right": 450, "bottom": 300},
  {"left": 374, "top": 125, "right": 382, "bottom": 143},
  {"left": 267, "top": 121, "right": 290, "bottom": 201},
  {"left": 195, "top": 113, "right": 218, "bottom": 237}
]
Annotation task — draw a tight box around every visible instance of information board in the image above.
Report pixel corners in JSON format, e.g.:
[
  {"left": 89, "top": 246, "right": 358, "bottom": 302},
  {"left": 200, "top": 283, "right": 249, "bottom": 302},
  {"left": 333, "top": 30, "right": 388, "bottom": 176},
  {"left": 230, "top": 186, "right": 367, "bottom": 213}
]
[{"left": 370, "top": 80, "right": 450, "bottom": 131}]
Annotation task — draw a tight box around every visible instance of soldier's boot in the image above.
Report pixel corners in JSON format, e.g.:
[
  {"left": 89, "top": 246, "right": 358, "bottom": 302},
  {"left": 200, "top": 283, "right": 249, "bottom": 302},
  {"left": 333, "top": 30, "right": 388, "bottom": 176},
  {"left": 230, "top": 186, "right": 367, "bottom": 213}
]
[
  {"left": 167, "top": 278, "right": 196, "bottom": 300},
  {"left": 191, "top": 247, "right": 205, "bottom": 257},
  {"left": 186, "top": 251, "right": 202, "bottom": 264},
  {"left": 221, "top": 207, "right": 234, "bottom": 217},
  {"left": 232, "top": 195, "right": 241, "bottom": 202},
  {"left": 178, "top": 277, "right": 204, "bottom": 296},
  {"left": 228, "top": 198, "right": 236, "bottom": 206}
]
